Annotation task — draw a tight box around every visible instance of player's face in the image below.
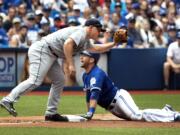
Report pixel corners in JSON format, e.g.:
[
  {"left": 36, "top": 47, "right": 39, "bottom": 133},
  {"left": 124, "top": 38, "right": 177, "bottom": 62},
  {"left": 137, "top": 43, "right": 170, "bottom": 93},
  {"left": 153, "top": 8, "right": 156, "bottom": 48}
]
[
  {"left": 90, "top": 26, "right": 100, "bottom": 40},
  {"left": 80, "top": 55, "right": 91, "bottom": 68}
]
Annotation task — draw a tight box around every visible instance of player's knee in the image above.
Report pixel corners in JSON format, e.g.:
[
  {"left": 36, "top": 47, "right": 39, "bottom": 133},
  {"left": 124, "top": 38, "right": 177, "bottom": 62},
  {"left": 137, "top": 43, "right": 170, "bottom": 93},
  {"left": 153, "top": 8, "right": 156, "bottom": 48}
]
[
  {"left": 163, "top": 62, "right": 170, "bottom": 69},
  {"left": 52, "top": 78, "right": 65, "bottom": 90},
  {"left": 130, "top": 112, "right": 143, "bottom": 121},
  {"left": 27, "top": 77, "right": 43, "bottom": 88}
]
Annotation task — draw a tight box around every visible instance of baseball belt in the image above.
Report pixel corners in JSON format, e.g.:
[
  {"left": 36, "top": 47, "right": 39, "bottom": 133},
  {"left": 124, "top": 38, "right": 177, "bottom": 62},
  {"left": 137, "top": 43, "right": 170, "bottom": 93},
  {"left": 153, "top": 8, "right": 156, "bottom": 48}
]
[{"left": 48, "top": 46, "right": 58, "bottom": 57}]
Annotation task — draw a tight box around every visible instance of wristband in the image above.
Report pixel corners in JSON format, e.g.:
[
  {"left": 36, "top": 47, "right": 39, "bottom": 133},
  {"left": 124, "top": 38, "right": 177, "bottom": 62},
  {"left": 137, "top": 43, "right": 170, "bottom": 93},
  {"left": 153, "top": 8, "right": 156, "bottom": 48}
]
[{"left": 89, "top": 107, "right": 95, "bottom": 114}]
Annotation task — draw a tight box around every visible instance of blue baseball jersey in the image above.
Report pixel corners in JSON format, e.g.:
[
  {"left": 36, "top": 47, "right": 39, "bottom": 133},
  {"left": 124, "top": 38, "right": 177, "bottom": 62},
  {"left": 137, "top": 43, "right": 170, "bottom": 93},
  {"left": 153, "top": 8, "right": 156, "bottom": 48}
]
[{"left": 83, "top": 65, "right": 118, "bottom": 109}]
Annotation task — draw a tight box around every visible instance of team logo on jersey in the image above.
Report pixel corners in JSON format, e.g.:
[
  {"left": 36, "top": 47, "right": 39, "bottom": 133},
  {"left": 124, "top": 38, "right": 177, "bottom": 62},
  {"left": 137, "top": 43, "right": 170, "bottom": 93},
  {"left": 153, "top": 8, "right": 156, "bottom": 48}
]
[{"left": 90, "top": 77, "right": 96, "bottom": 86}]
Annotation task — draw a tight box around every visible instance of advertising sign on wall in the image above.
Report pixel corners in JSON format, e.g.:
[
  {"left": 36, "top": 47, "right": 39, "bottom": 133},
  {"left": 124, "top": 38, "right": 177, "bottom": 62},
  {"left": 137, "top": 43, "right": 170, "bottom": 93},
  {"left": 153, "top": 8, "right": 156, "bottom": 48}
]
[{"left": 0, "top": 53, "right": 16, "bottom": 87}]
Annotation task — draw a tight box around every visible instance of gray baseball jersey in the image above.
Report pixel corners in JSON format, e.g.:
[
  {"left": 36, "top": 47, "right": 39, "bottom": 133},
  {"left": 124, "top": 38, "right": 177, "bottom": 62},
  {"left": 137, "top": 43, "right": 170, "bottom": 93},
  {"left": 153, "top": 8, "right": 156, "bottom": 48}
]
[{"left": 43, "top": 26, "right": 93, "bottom": 58}]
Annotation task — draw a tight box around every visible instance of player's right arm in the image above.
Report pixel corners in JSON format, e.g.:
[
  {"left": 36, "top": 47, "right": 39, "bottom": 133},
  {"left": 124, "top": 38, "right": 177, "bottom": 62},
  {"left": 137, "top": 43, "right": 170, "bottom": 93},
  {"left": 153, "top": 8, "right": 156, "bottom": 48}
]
[
  {"left": 63, "top": 38, "right": 76, "bottom": 77},
  {"left": 83, "top": 89, "right": 100, "bottom": 120}
]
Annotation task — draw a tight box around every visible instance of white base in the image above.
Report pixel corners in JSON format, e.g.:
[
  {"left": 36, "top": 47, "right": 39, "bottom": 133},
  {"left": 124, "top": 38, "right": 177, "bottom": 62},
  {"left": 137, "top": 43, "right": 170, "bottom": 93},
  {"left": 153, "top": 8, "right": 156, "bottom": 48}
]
[{"left": 64, "top": 115, "right": 87, "bottom": 122}]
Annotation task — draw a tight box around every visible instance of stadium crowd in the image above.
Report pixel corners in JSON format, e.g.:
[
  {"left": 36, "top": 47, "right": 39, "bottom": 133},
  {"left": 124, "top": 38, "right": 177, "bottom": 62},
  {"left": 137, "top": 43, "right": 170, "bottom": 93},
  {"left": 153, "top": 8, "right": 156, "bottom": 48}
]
[
  {"left": 0, "top": 0, "right": 179, "bottom": 48},
  {"left": 0, "top": 0, "right": 180, "bottom": 89}
]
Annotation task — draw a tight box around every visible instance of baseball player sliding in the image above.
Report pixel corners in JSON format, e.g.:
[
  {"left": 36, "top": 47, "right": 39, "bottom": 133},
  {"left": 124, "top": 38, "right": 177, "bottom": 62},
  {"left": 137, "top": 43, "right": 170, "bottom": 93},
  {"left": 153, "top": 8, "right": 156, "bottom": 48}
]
[
  {"left": 0, "top": 19, "right": 126, "bottom": 122},
  {"left": 80, "top": 51, "right": 180, "bottom": 122}
]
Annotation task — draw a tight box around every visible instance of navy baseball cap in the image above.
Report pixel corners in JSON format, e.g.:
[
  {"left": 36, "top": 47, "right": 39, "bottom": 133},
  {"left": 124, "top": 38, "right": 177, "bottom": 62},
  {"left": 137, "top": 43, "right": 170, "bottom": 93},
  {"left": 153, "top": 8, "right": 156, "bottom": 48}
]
[
  {"left": 80, "top": 51, "right": 100, "bottom": 64},
  {"left": 85, "top": 19, "right": 106, "bottom": 32},
  {"left": 131, "top": 2, "right": 140, "bottom": 9}
]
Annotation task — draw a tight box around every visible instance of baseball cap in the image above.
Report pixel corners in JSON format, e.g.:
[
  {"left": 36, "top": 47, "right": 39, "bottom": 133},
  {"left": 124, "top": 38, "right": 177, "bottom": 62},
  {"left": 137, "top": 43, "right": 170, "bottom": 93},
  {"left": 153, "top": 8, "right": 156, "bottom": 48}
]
[
  {"left": 167, "top": 23, "right": 176, "bottom": 31},
  {"left": 43, "top": 4, "right": 51, "bottom": 12},
  {"left": 40, "top": 18, "right": 49, "bottom": 25},
  {"left": 54, "top": 14, "right": 61, "bottom": 20},
  {"left": 12, "top": 17, "right": 21, "bottom": 24},
  {"left": 27, "top": 12, "right": 35, "bottom": 20},
  {"left": 115, "top": 2, "right": 121, "bottom": 8},
  {"left": 80, "top": 51, "right": 100, "bottom": 64},
  {"left": 73, "top": 5, "right": 81, "bottom": 11},
  {"left": 35, "top": 10, "right": 43, "bottom": 16},
  {"left": 159, "top": 7, "right": 167, "bottom": 16},
  {"left": 131, "top": 2, "right": 140, "bottom": 9},
  {"left": 19, "top": 23, "right": 28, "bottom": 29},
  {"left": 84, "top": 19, "right": 106, "bottom": 32},
  {"left": 177, "top": 30, "right": 180, "bottom": 39}
]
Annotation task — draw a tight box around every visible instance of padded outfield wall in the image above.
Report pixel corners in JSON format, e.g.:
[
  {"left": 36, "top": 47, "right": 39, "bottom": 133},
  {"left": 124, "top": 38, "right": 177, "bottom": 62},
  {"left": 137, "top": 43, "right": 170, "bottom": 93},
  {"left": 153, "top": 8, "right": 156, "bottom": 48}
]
[{"left": 0, "top": 48, "right": 179, "bottom": 91}]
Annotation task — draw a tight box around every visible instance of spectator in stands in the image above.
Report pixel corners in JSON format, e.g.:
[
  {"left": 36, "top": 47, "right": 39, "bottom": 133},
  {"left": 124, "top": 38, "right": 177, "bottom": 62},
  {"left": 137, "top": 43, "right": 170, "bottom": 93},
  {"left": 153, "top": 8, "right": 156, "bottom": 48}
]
[
  {"left": 98, "top": 28, "right": 112, "bottom": 44},
  {"left": 31, "top": 0, "right": 42, "bottom": 11},
  {"left": 110, "top": 13, "right": 121, "bottom": 33},
  {"left": 41, "top": 4, "right": 54, "bottom": 27},
  {"left": 9, "top": 23, "right": 31, "bottom": 48},
  {"left": 3, "top": 0, "right": 22, "bottom": 11},
  {"left": 7, "top": 17, "right": 21, "bottom": 40},
  {"left": 126, "top": 15, "right": 144, "bottom": 48},
  {"left": 35, "top": 10, "right": 43, "bottom": 29},
  {"left": 71, "top": 5, "right": 83, "bottom": 25},
  {"left": 52, "top": 14, "right": 62, "bottom": 31},
  {"left": 67, "top": 0, "right": 74, "bottom": 17},
  {"left": 163, "top": 30, "right": 180, "bottom": 90},
  {"left": 151, "top": 25, "right": 167, "bottom": 48},
  {"left": 3, "top": 6, "right": 16, "bottom": 32},
  {"left": 73, "top": 0, "right": 89, "bottom": 13},
  {"left": 0, "top": 15, "right": 8, "bottom": 47},
  {"left": 166, "top": 23, "right": 177, "bottom": 46},
  {"left": 114, "top": 2, "right": 128, "bottom": 27},
  {"left": 67, "top": 17, "right": 80, "bottom": 26},
  {"left": 125, "top": 0, "right": 133, "bottom": 15},
  {"left": 26, "top": 12, "right": 39, "bottom": 44},
  {"left": 100, "top": 13, "right": 112, "bottom": 30},
  {"left": 60, "top": 12, "right": 68, "bottom": 28},
  {"left": 17, "top": 3, "right": 28, "bottom": 23},
  {"left": 88, "top": 0, "right": 102, "bottom": 18},
  {"left": 40, "top": 19, "right": 51, "bottom": 35},
  {"left": 139, "top": 0, "right": 149, "bottom": 19},
  {"left": 0, "top": 0, "right": 6, "bottom": 13},
  {"left": 161, "top": 17, "right": 169, "bottom": 38},
  {"left": 102, "top": 0, "right": 112, "bottom": 13},
  {"left": 81, "top": 7, "right": 91, "bottom": 25},
  {"left": 139, "top": 18, "right": 154, "bottom": 48}
]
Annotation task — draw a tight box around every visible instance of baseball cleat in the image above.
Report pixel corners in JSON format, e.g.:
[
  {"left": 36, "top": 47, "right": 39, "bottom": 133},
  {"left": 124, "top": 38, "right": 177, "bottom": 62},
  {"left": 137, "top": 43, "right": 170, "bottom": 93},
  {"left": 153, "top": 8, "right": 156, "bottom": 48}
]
[
  {"left": 163, "top": 104, "right": 175, "bottom": 112},
  {"left": 174, "top": 113, "right": 180, "bottom": 122},
  {"left": 0, "top": 100, "right": 17, "bottom": 117},
  {"left": 45, "top": 113, "right": 69, "bottom": 122}
]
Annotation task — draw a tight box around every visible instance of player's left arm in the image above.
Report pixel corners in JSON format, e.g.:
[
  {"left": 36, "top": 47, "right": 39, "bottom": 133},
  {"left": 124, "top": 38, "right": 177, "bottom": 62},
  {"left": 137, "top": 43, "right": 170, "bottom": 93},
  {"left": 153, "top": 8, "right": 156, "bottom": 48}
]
[{"left": 87, "top": 28, "right": 127, "bottom": 53}]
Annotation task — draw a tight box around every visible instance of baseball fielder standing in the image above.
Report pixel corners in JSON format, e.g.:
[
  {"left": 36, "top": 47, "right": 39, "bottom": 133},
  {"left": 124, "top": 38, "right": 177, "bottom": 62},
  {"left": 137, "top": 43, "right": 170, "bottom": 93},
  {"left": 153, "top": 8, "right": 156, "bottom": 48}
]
[
  {"left": 80, "top": 51, "right": 180, "bottom": 122},
  {"left": 0, "top": 19, "right": 119, "bottom": 122}
]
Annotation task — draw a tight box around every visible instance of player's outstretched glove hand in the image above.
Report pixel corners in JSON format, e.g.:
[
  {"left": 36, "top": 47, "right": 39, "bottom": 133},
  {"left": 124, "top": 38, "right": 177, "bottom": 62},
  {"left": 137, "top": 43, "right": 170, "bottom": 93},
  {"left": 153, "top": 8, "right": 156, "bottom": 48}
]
[
  {"left": 80, "top": 112, "right": 93, "bottom": 120},
  {"left": 113, "top": 28, "right": 127, "bottom": 44}
]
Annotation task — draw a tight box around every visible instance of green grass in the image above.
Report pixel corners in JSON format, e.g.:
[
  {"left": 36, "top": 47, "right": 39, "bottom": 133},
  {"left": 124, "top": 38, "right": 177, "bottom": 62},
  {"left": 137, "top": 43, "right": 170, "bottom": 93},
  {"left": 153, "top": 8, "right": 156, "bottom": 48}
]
[
  {"left": 0, "top": 94, "right": 180, "bottom": 116},
  {"left": 0, "top": 93, "right": 180, "bottom": 135},
  {"left": 0, "top": 127, "right": 180, "bottom": 135},
  {"left": 0, "top": 95, "right": 108, "bottom": 116}
]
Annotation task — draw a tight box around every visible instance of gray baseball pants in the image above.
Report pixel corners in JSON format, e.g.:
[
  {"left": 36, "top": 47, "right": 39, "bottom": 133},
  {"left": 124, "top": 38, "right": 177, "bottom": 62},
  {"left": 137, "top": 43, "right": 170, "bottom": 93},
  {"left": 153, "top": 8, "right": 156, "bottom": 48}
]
[{"left": 2, "top": 40, "right": 65, "bottom": 115}]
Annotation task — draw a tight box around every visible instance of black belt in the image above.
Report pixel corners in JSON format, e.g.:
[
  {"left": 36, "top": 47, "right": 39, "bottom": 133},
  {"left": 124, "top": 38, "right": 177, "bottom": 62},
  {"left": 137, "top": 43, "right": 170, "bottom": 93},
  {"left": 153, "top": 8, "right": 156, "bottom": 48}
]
[
  {"left": 48, "top": 46, "right": 58, "bottom": 57},
  {"left": 108, "top": 98, "right": 117, "bottom": 110}
]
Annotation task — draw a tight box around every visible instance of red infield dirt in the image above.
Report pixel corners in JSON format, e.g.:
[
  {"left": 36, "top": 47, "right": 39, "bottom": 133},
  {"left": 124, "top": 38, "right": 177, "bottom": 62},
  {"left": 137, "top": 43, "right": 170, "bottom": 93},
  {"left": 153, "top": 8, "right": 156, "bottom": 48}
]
[{"left": 0, "top": 90, "right": 180, "bottom": 128}]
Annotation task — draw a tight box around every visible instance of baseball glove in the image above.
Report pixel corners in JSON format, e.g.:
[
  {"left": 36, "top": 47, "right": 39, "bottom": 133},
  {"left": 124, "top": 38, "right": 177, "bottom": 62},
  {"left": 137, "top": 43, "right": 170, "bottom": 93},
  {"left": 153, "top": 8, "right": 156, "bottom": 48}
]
[{"left": 113, "top": 28, "right": 128, "bottom": 44}]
